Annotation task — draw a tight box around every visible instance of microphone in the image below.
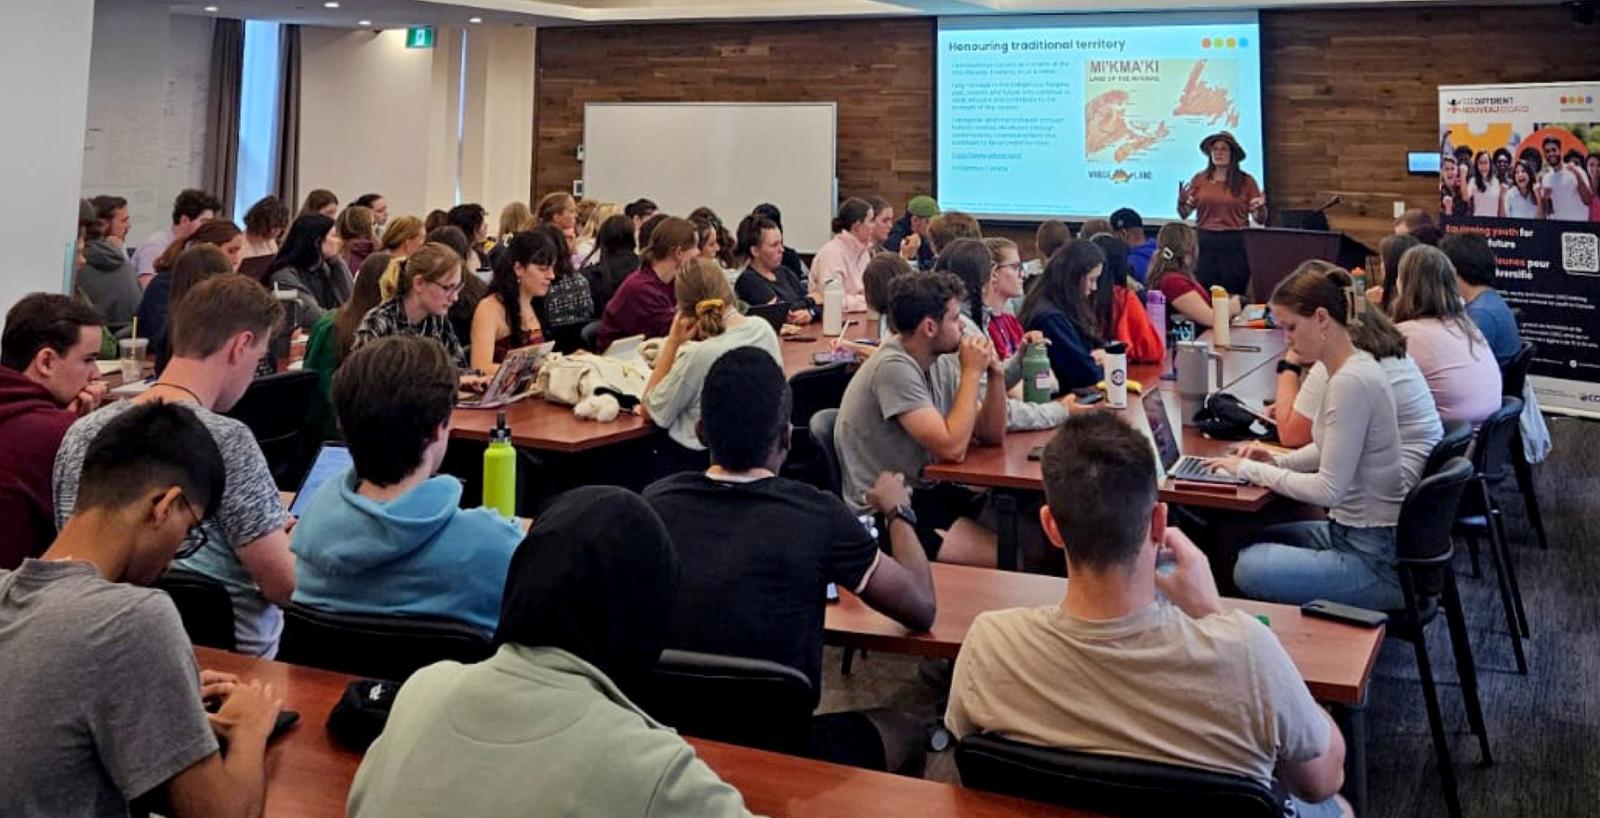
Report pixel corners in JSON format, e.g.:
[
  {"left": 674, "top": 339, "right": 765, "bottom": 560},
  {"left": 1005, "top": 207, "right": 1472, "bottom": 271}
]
[{"left": 1314, "top": 195, "right": 1342, "bottom": 214}]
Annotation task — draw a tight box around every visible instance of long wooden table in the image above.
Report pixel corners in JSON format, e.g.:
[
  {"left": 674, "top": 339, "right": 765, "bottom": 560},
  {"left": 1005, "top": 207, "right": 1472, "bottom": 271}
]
[
  {"left": 923, "top": 327, "right": 1287, "bottom": 514},
  {"left": 823, "top": 563, "right": 1382, "bottom": 706},
  {"left": 194, "top": 647, "right": 1102, "bottom": 818}
]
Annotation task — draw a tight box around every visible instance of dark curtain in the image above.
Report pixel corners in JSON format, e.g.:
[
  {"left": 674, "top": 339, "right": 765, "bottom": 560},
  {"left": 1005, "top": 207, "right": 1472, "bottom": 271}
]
[
  {"left": 202, "top": 18, "right": 244, "bottom": 215},
  {"left": 273, "top": 24, "right": 302, "bottom": 211}
]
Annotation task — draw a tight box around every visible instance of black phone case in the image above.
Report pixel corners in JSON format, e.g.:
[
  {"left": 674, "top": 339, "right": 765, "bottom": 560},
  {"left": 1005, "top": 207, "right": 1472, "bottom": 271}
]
[{"left": 1301, "top": 599, "right": 1387, "bottom": 628}]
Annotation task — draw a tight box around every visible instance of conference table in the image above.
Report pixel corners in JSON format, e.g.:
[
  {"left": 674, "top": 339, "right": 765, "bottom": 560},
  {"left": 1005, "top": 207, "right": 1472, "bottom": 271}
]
[
  {"left": 194, "top": 647, "right": 1105, "bottom": 818},
  {"left": 823, "top": 560, "right": 1381, "bottom": 814}
]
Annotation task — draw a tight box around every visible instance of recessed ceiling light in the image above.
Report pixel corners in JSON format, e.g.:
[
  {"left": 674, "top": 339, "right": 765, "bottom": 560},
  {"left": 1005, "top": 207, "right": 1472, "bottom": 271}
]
[
  {"left": 203, "top": 5, "right": 219, "bottom": 11},
  {"left": 358, "top": 19, "right": 371, "bottom": 25},
  {"left": 323, "top": 1, "right": 340, "bottom": 7},
  {"left": 468, "top": 16, "right": 483, "bottom": 23}
]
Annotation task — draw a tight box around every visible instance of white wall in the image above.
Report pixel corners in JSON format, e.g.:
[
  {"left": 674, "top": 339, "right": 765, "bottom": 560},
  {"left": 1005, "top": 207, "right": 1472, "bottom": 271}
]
[
  {"left": 81, "top": 2, "right": 214, "bottom": 245},
  {"left": 299, "top": 24, "right": 536, "bottom": 223},
  {"left": 0, "top": 0, "right": 96, "bottom": 311}
]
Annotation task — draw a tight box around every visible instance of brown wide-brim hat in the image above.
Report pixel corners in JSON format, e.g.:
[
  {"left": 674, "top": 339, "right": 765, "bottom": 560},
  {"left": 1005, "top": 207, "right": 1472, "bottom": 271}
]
[{"left": 1200, "top": 131, "right": 1246, "bottom": 164}]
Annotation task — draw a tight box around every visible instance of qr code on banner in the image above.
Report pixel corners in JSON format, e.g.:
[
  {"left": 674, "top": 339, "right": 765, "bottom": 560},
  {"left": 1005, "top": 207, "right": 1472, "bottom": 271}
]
[{"left": 1563, "top": 232, "right": 1599, "bottom": 275}]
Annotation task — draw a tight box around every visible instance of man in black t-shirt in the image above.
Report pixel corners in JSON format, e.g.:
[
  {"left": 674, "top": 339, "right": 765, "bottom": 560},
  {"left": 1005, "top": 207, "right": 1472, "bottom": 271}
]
[{"left": 643, "top": 347, "right": 936, "bottom": 774}]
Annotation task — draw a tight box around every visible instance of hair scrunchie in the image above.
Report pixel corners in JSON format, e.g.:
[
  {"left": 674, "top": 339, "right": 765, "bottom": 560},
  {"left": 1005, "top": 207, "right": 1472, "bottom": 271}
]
[{"left": 695, "top": 298, "right": 725, "bottom": 317}]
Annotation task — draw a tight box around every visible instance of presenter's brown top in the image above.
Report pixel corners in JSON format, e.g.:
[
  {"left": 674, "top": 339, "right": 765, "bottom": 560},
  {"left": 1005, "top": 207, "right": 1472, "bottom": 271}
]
[{"left": 1185, "top": 170, "right": 1263, "bottom": 231}]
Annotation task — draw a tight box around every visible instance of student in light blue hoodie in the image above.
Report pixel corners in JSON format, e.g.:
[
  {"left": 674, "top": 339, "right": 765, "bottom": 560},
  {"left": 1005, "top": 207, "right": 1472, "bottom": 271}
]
[{"left": 291, "top": 334, "right": 520, "bottom": 635}]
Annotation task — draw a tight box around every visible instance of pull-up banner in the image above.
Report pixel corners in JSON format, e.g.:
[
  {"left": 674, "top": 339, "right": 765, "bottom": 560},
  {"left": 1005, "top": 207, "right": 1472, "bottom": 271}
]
[{"left": 1439, "top": 82, "right": 1600, "bottom": 418}]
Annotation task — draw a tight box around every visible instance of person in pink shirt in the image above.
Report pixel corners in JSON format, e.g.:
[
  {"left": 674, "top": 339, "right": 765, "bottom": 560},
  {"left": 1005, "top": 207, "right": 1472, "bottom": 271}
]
[
  {"left": 809, "top": 198, "right": 876, "bottom": 313},
  {"left": 1391, "top": 244, "right": 1501, "bottom": 425}
]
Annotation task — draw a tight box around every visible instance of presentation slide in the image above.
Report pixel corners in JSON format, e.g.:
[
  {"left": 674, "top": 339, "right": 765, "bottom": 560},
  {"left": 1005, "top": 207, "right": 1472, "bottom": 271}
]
[{"left": 936, "top": 12, "right": 1263, "bottom": 222}]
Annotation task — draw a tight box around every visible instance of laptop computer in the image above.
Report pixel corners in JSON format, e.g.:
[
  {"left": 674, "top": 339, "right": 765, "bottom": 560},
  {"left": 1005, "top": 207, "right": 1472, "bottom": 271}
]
[
  {"left": 457, "top": 341, "right": 555, "bottom": 409},
  {"left": 1142, "top": 389, "right": 1248, "bottom": 486},
  {"left": 747, "top": 301, "right": 790, "bottom": 332},
  {"left": 289, "top": 442, "right": 354, "bottom": 516}
]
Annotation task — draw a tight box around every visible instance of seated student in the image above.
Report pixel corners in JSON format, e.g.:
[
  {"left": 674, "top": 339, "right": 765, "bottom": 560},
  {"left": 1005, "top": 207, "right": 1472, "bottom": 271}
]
[
  {"left": 926, "top": 211, "right": 982, "bottom": 259},
  {"left": 303, "top": 252, "right": 390, "bottom": 440},
  {"left": 1367, "top": 233, "right": 1419, "bottom": 312},
  {"left": 1089, "top": 234, "right": 1164, "bottom": 364},
  {"left": 77, "top": 195, "right": 142, "bottom": 328},
  {"left": 242, "top": 195, "right": 290, "bottom": 259},
  {"left": 1, "top": 401, "right": 285, "bottom": 818},
  {"left": 470, "top": 231, "right": 556, "bottom": 373},
  {"left": 528, "top": 221, "right": 596, "bottom": 353},
  {"left": 140, "top": 220, "right": 247, "bottom": 364},
  {"left": 266, "top": 213, "right": 353, "bottom": 330},
  {"left": 809, "top": 198, "right": 876, "bottom": 313},
  {"left": 133, "top": 188, "right": 223, "bottom": 286},
  {"left": 55, "top": 275, "right": 297, "bottom": 657},
  {"left": 626, "top": 197, "right": 659, "bottom": 233},
  {"left": 1022, "top": 219, "right": 1072, "bottom": 282},
  {"left": 579, "top": 213, "right": 641, "bottom": 313},
  {"left": 1394, "top": 207, "right": 1435, "bottom": 237},
  {"left": 947, "top": 412, "right": 1350, "bottom": 818},
  {"left": 356, "top": 242, "right": 469, "bottom": 368},
  {"left": 379, "top": 215, "right": 426, "bottom": 262},
  {"left": 688, "top": 207, "right": 736, "bottom": 271},
  {"left": 1391, "top": 244, "right": 1502, "bottom": 424},
  {"left": 642, "top": 259, "right": 782, "bottom": 477},
  {"left": 596, "top": 216, "right": 697, "bottom": 350},
  {"left": 1272, "top": 262, "right": 1442, "bottom": 493},
  {"left": 1110, "top": 207, "right": 1157, "bottom": 284},
  {"left": 979, "top": 237, "right": 1028, "bottom": 356},
  {"left": 751, "top": 202, "right": 808, "bottom": 279},
  {"left": 291, "top": 336, "right": 521, "bottom": 635},
  {"left": 1078, "top": 218, "right": 1113, "bottom": 239},
  {"left": 302, "top": 188, "right": 339, "bottom": 218},
  {"left": 734, "top": 214, "right": 815, "bottom": 325},
  {"left": 447, "top": 204, "right": 492, "bottom": 272},
  {"left": 349, "top": 486, "right": 756, "bottom": 818},
  {"left": 0, "top": 295, "right": 106, "bottom": 568},
  {"left": 336, "top": 205, "right": 378, "bottom": 278},
  {"left": 423, "top": 224, "right": 490, "bottom": 347},
  {"left": 644, "top": 349, "right": 934, "bottom": 773},
  {"left": 1019, "top": 240, "right": 1107, "bottom": 392},
  {"left": 882, "top": 195, "right": 939, "bottom": 271},
  {"left": 155, "top": 244, "right": 270, "bottom": 378},
  {"left": 1442, "top": 233, "right": 1522, "bottom": 366},
  {"left": 836, "top": 273, "right": 1007, "bottom": 566},
  {"left": 831, "top": 253, "right": 915, "bottom": 364},
  {"left": 1210, "top": 265, "right": 1405, "bottom": 611},
  {"left": 1147, "top": 222, "right": 1241, "bottom": 331}
]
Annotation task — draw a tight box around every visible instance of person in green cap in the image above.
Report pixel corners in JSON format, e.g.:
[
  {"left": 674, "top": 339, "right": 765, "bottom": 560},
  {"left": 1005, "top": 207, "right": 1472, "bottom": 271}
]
[{"left": 883, "top": 195, "right": 940, "bottom": 271}]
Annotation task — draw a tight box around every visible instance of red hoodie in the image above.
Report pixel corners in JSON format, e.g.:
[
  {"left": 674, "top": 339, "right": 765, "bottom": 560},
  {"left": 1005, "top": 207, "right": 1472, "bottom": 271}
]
[{"left": 0, "top": 366, "right": 75, "bottom": 569}]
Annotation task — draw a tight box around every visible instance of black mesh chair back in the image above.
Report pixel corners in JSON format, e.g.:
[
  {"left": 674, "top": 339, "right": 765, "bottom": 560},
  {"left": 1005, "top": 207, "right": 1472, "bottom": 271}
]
[
  {"left": 955, "top": 733, "right": 1284, "bottom": 818},
  {"left": 153, "top": 569, "right": 236, "bottom": 651},
  {"left": 278, "top": 603, "right": 493, "bottom": 682},
  {"left": 789, "top": 362, "right": 854, "bottom": 428},
  {"left": 1501, "top": 340, "right": 1534, "bottom": 398},
  {"left": 222, "top": 369, "right": 321, "bottom": 489},
  {"left": 1422, "top": 420, "right": 1473, "bottom": 480},
  {"left": 640, "top": 649, "right": 815, "bottom": 755},
  {"left": 808, "top": 408, "right": 842, "bottom": 497},
  {"left": 1399, "top": 458, "right": 1473, "bottom": 599}
]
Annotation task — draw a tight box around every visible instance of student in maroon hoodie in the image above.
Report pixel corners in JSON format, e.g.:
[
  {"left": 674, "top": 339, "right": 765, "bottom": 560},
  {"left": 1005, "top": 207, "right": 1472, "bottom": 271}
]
[{"left": 0, "top": 294, "right": 106, "bottom": 568}]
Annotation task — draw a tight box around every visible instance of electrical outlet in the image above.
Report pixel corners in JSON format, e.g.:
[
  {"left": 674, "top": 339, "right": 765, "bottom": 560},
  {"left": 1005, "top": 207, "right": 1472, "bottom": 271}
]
[{"left": 1393, "top": 201, "right": 1406, "bottom": 219}]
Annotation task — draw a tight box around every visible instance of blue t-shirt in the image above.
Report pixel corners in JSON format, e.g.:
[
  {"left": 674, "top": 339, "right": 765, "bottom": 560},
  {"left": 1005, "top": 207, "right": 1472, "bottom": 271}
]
[{"left": 1464, "top": 289, "right": 1521, "bottom": 366}]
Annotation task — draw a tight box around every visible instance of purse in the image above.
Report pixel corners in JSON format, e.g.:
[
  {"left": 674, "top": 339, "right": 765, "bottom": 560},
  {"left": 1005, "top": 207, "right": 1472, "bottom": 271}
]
[
  {"left": 1194, "top": 392, "right": 1276, "bottom": 441},
  {"left": 326, "top": 679, "right": 398, "bottom": 751}
]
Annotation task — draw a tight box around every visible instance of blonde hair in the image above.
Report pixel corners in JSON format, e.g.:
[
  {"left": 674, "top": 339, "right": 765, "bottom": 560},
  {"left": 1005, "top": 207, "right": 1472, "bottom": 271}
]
[
  {"left": 982, "top": 237, "right": 1019, "bottom": 265},
  {"left": 1148, "top": 222, "right": 1198, "bottom": 292},
  {"left": 498, "top": 201, "right": 532, "bottom": 238},
  {"left": 380, "top": 216, "right": 424, "bottom": 253},
  {"left": 674, "top": 258, "right": 735, "bottom": 338},
  {"left": 336, "top": 205, "right": 376, "bottom": 243},
  {"left": 1392, "top": 244, "right": 1484, "bottom": 356},
  {"left": 536, "top": 192, "right": 576, "bottom": 224},
  {"left": 380, "top": 241, "right": 461, "bottom": 301}
]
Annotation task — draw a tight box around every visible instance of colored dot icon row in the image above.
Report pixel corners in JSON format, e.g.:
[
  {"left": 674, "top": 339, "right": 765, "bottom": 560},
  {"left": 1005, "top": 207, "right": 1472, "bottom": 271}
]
[
  {"left": 1559, "top": 95, "right": 1595, "bottom": 104},
  {"left": 1201, "top": 37, "right": 1248, "bottom": 49}
]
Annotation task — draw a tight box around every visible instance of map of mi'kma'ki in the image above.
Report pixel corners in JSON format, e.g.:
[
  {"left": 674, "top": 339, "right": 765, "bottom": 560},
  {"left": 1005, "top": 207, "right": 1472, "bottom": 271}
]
[{"left": 1085, "top": 59, "right": 1240, "bottom": 165}]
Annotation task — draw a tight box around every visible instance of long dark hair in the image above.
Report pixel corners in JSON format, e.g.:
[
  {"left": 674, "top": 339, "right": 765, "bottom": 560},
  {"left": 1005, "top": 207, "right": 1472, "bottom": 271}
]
[
  {"left": 1020, "top": 240, "right": 1105, "bottom": 343},
  {"left": 584, "top": 214, "right": 635, "bottom": 268},
  {"left": 267, "top": 214, "right": 335, "bottom": 278},
  {"left": 1089, "top": 234, "right": 1130, "bottom": 339},
  {"left": 490, "top": 231, "right": 561, "bottom": 346},
  {"left": 1205, "top": 141, "right": 1249, "bottom": 197},
  {"left": 1470, "top": 151, "right": 1492, "bottom": 193},
  {"left": 333, "top": 252, "right": 391, "bottom": 366},
  {"left": 931, "top": 238, "right": 993, "bottom": 332}
]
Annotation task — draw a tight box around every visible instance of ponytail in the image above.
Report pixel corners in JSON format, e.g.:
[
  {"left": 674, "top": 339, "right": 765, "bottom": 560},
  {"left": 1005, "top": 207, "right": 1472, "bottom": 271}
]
[
  {"left": 674, "top": 258, "right": 735, "bottom": 338},
  {"left": 831, "top": 198, "right": 873, "bottom": 235}
]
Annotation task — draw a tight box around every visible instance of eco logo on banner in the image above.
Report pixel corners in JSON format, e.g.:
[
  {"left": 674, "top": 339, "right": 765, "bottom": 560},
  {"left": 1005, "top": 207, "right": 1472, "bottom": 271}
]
[{"left": 1439, "top": 82, "right": 1600, "bottom": 419}]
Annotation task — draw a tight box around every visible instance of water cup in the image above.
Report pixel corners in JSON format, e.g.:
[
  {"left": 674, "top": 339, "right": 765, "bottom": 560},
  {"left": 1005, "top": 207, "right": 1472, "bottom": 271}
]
[{"left": 118, "top": 337, "right": 148, "bottom": 382}]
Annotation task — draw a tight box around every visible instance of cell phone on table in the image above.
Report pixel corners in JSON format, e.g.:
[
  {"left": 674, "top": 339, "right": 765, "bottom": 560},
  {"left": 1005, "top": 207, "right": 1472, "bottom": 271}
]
[
  {"left": 1301, "top": 599, "right": 1387, "bottom": 628},
  {"left": 217, "top": 710, "right": 299, "bottom": 754},
  {"left": 825, "top": 582, "right": 839, "bottom": 602},
  {"left": 1074, "top": 391, "right": 1105, "bottom": 406},
  {"left": 784, "top": 335, "right": 817, "bottom": 343},
  {"left": 813, "top": 352, "right": 837, "bottom": 365}
]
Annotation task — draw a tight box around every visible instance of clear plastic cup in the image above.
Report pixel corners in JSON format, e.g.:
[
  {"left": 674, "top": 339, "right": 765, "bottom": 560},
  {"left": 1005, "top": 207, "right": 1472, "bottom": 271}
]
[{"left": 118, "top": 337, "right": 149, "bottom": 382}]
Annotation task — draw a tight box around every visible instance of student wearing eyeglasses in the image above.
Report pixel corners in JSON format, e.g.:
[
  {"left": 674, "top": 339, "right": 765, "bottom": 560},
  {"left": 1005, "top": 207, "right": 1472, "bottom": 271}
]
[
  {"left": 357, "top": 242, "right": 471, "bottom": 368},
  {"left": 53, "top": 275, "right": 299, "bottom": 658}
]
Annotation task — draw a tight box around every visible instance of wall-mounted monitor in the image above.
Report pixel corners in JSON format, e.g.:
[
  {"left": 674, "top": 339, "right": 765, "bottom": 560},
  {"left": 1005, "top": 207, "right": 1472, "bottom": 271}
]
[{"left": 1407, "top": 151, "right": 1441, "bottom": 175}]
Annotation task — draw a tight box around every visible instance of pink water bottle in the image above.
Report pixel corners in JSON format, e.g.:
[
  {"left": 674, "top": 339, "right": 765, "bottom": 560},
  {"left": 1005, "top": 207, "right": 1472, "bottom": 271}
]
[{"left": 1146, "top": 290, "right": 1169, "bottom": 379}]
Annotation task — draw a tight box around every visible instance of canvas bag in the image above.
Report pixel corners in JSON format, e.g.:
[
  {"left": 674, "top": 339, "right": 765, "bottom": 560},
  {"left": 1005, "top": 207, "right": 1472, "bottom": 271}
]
[{"left": 536, "top": 351, "right": 649, "bottom": 406}]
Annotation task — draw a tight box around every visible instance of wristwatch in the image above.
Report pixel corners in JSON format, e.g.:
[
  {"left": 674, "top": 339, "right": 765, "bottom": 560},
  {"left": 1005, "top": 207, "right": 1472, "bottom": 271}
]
[
  {"left": 1275, "top": 360, "right": 1303, "bottom": 377},
  {"left": 884, "top": 504, "right": 918, "bottom": 527}
]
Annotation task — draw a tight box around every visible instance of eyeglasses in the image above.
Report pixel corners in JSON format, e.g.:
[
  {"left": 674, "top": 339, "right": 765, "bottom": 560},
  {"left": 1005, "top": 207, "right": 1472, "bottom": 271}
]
[
  {"left": 427, "top": 278, "right": 465, "bottom": 296},
  {"left": 174, "top": 495, "right": 209, "bottom": 560}
]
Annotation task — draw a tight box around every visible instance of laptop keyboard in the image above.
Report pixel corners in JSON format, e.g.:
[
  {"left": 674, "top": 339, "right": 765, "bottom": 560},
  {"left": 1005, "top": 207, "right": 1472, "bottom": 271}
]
[{"left": 1171, "top": 456, "right": 1248, "bottom": 485}]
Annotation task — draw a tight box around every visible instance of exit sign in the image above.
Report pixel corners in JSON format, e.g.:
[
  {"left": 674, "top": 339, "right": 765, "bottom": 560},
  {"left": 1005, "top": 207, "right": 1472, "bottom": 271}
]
[{"left": 406, "top": 27, "right": 434, "bottom": 49}]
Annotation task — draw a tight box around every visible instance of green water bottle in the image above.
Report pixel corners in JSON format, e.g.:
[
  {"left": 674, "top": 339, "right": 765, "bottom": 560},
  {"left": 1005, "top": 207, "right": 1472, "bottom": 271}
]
[
  {"left": 482, "top": 410, "right": 516, "bottom": 519},
  {"left": 1021, "top": 342, "right": 1053, "bottom": 404}
]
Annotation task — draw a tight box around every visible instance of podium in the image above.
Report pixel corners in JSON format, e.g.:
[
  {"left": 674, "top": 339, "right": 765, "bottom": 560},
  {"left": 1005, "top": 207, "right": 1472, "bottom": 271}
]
[{"left": 1198, "top": 228, "right": 1374, "bottom": 300}]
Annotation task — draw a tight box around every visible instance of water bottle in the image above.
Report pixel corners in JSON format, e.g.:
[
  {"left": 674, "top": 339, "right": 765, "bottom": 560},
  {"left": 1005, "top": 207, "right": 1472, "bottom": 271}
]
[
  {"left": 1145, "top": 290, "right": 1166, "bottom": 339},
  {"left": 482, "top": 410, "right": 516, "bottom": 519},
  {"left": 1021, "top": 342, "right": 1053, "bottom": 403},
  {"left": 822, "top": 277, "right": 844, "bottom": 335},
  {"left": 1209, "top": 285, "right": 1231, "bottom": 348},
  {"left": 1351, "top": 267, "right": 1367, "bottom": 298},
  {"left": 1103, "top": 340, "right": 1128, "bottom": 409}
]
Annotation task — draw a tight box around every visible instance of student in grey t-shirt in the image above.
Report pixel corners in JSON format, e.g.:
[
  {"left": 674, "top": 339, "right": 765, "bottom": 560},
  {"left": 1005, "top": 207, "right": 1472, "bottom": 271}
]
[{"left": 1, "top": 402, "right": 281, "bottom": 817}]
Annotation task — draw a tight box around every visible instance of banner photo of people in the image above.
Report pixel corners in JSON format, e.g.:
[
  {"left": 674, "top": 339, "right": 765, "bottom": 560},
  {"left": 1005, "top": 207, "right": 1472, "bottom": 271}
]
[{"left": 1439, "top": 82, "right": 1600, "bottom": 418}]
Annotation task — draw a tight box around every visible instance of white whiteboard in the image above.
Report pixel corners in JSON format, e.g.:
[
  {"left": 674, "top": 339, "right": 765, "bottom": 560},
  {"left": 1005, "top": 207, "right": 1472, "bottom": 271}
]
[{"left": 581, "top": 102, "right": 837, "bottom": 253}]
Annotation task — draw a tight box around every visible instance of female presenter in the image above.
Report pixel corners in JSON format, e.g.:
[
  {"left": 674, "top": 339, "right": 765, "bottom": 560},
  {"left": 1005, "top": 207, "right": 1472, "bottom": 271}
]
[
  {"left": 1178, "top": 131, "right": 1266, "bottom": 293},
  {"left": 1177, "top": 131, "right": 1267, "bottom": 229}
]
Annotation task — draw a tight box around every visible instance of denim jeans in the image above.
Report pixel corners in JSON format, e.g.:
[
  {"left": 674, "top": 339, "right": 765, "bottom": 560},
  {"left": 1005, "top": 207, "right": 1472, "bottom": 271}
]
[{"left": 1233, "top": 521, "right": 1403, "bottom": 611}]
